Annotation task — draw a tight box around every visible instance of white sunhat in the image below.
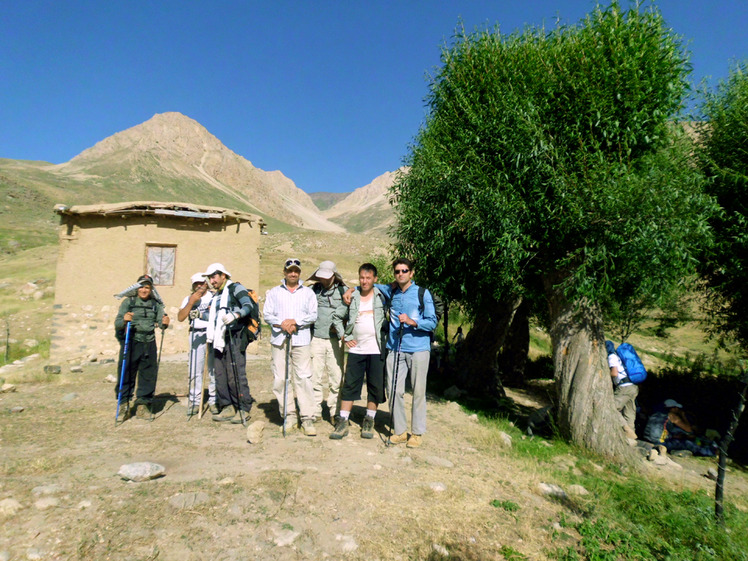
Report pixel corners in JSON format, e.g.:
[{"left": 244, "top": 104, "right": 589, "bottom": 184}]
[
  {"left": 190, "top": 272, "right": 205, "bottom": 284},
  {"left": 202, "top": 262, "right": 231, "bottom": 278}
]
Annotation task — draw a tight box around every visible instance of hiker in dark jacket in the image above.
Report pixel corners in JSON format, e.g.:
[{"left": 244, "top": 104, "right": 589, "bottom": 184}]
[
  {"left": 114, "top": 274, "right": 169, "bottom": 419},
  {"left": 203, "top": 263, "right": 257, "bottom": 426}
]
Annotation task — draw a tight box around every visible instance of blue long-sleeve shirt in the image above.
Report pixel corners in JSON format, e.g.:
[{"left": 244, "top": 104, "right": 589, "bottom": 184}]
[{"left": 375, "top": 282, "right": 436, "bottom": 353}]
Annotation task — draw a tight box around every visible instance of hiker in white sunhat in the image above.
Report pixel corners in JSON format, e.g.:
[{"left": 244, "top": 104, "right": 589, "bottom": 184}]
[
  {"left": 307, "top": 260, "right": 347, "bottom": 424},
  {"left": 177, "top": 272, "right": 216, "bottom": 417},
  {"left": 263, "top": 258, "right": 319, "bottom": 436},
  {"left": 203, "top": 263, "right": 257, "bottom": 426}
]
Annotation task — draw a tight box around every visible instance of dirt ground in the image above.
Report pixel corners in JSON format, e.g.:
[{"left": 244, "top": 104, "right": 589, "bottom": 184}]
[{"left": 1, "top": 339, "right": 742, "bottom": 561}]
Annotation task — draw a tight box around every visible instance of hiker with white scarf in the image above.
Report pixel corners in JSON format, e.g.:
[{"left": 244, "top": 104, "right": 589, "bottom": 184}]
[
  {"left": 263, "top": 258, "right": 318, "bottom": 436},
  {"left": 203, "top": 263, "right": 256, "bottom": 425}
]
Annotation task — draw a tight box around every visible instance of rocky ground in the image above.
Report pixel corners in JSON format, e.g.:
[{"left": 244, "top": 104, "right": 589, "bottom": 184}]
[{"left": 0, "top": 340, "right": 742, "bottom": 561}]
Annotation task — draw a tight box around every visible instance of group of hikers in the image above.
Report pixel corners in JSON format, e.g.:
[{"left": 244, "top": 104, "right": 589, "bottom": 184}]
[
  {"left": 114, "top": 256, "right": 719, "bottom": 456},
  {"left": 113, "top": 257, "right": 438, "bottom": 447}
]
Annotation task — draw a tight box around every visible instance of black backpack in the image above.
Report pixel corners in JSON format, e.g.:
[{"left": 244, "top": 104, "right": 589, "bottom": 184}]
[{"left": 417, "top": 286, "right": 444, "bottom": 325}]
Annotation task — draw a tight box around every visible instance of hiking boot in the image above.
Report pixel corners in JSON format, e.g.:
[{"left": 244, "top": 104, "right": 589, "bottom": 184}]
[
  {"left": 361, "top": 417, "right": 375, "bottom": 439},
  {"left": 301, "top": 419, "right": 317, "bottom": 437},
  {"left": 134, "top": 399, "right": 152, "bottom": 420},
  {"left": 280, "top": 416, "right": 298, "bottom": 434},
  {"left": 406, "top": 434, "right": 423, "bottom": 448},
  {"left": 186, "top": 404, "right": 200, "bottom": 417},
  {"left": 329, "top": 417, "right": 349, "bottom": 440},
  {"left": 213, "top": 405, "right": 236, "bottom": 422},
  {"left": 230, "top": 409, "right": 249, "bottom": 425},
  {"left": 389, "top": 432, "right": 408, "bottom": 445},
  {"left": 656, "top": 444, "right": 668, "bottom": 457},
  {"left": 209, "top": 403, "right": 220, "bottom": 416}
]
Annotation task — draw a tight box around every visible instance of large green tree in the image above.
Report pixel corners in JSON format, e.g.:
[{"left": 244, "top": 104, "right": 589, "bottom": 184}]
[
  {"left": 393, "top": 2, "right": 713, "bottom": 456},
  {"left": 698, "top": 63, "right": 748, "bottom": 353}
]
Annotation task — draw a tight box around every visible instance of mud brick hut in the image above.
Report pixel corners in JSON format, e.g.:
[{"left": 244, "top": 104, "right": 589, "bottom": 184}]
[{"left": 52, "top": 201, "right": 265, "bottom": 362}]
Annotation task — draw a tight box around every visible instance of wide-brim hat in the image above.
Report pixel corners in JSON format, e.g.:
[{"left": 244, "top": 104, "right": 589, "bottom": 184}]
[
  {"left": 202, "top": 263, "right": 231, "bottom": 278},
  {"left": 307, "top": 260, "right": 343, "bottom": 284}
]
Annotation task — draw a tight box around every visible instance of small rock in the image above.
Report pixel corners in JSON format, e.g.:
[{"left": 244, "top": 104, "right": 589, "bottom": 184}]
[
  {"left": 101, "top": 358, "right": 115, "bottom": 365},
  {"left": 117, "top": 462, "right": 166, "bottom": 482},
  {"left": 0, "top": 498, "right": 23, "bottom": 516},
  {"left": 498, "top": 431, "right": 513, "bottom": 448},
  {"left": 70, "top": 365, "right": 83, "bottom": 373},
  {"left": 34, "top": 497, "right": 59, "bottom": 510},
  {"left": 1, "top": 383, "right": 17, "bottom": 393},
  {"left": 44, "top": 365, "right": 62, "bottom": 375},
  {"left": 432, "top": 543, "right": 449, "bottom": 557},
  {"left": 429, "top": 482, "right": 447, "bottom": 492},
  {"left": 26, "top": 548, "right": 43, "bottom": 560},
  {"left": 23, "top": 339, "right": 38, "bottom": 348},
  {"left": 169, "top": 492, "right": 209, "bottom": 509},
  {"left": 272, "top": 527, "right": 300, "bottom": 547},
  {"left": 567, "top": 485, "right": 590, "bottom": 496},
  {"left": 468, "top": 413, "right": 478, "bottom": 422},
  {"left": 372, "top": 464, "right": 382, "bottom": 470},
  {"left": 336, "top": 535, "right": 358, "bottom": 553},
  {"left": 443, "top": 385, "right": 464, "bottom": 400},
  {"left": 77, "top": 500, "right": 92, "bottom": 509},
  {"left": 62, "top": 393, "right": 78, "bottom": 402},
  {"left": 10, "top": 406, "right": 25, "bottom": 413},
  {"left": 647, "top": 449, "right": 660, "bottom": 462},
  {"left": 218, "top": 477, "right": 235, "bottom": 486},
  {"left": 537, "top": 483, "right": 567, "bottom": 499},
  {"left": 32, "top": 484, "right": 62, "bottom": 496},
  {"left": 246, "top": 421, "right": 265, "bottom": 444},
  {"left": 705, "top": 468, "right": 718, "bottom": 481},
  {"left": 105, "top": 374, "right": 117, "bottom": 383},
  {"left": 424, "top": 456, "right": 454, "bottom": 468}
]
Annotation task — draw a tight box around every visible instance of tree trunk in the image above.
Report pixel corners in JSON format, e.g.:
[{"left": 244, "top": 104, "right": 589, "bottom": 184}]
[
  {"left": 498, "top": 300, "right": 530, "bottom": 386},
  {"left": 456, "top": 297, "right": 522, "bottom": 399},
  {"left": 544, "top": 274, "right": 632, "bottom": 459}
]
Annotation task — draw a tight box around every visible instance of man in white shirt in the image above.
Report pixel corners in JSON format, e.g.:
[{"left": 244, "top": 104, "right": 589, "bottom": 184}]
[{"left": 263, "top": 258, "right": 319, "bottom": 436}]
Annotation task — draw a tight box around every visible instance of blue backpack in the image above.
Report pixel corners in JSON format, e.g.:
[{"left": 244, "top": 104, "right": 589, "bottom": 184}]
[{"left": 616, "top": 342, "right": 647, "bottom": 384}]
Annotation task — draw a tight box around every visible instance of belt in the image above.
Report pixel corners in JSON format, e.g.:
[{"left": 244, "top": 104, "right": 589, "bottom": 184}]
[{"left": 190, "top": 327, "right": 207, "bottom": 333}]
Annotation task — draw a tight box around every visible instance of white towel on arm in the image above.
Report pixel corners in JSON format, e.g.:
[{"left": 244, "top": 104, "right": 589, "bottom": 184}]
[{"left": 206, "top": 281, "right": 233, "bottom": 352}]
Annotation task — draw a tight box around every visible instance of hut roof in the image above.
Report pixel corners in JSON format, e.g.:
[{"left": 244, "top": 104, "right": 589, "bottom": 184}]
[{"left": 53, "top": 201, "right": 264, "bottom": 225}]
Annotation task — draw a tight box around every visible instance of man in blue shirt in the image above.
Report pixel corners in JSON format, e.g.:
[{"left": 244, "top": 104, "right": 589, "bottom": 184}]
[{"left": 376, "top": 258, "right": 437, "bottom": 448}]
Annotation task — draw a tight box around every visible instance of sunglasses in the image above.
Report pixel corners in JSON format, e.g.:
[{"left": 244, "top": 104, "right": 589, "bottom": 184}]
[
  {"left": 284, "top": 258, "right": 301, "bottom": 268},
  {"left": 394, "top": 268, "right": 410, "bottom": 274}
]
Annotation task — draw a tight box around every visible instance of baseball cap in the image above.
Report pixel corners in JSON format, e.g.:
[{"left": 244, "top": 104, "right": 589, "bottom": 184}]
[
  {"left": 137, "top": 274, "right": 154, "bottom": 286},
  {"left": 663, "top": 399, "right": 683, "bottom": 409},
  {"left": 284, "top": 258, "right": 301, "bottom": 271}
]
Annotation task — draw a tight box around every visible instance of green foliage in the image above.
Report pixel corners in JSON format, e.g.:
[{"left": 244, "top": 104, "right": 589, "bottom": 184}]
[
  {"left": 392, "top": 2, "right": 713, "bottom": 330},
  {"left": 697, "top": 61, "right": 748, "bottom": 353},
  {"left": 490, "top": 499, "right": 520, "bottom": 512}
]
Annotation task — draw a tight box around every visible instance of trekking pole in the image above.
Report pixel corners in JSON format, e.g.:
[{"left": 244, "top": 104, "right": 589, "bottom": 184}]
[
  {"left": 187, "top": 329, "right": 197, "bottom": 420},
  {"left": 157, "top": 321, "right": 167, "bottom": 370},
  {"left": 283, "top": 332, "right": 292, "bottom": 437},
  {"left": 386, "top": 324, "right": 404, "bottom": 446},
  {"left": 115, "top": 321, "right": 132, "bottom": 425},
  {"left": 199, "top": 343, "right": 211, "bottom": 419},
  {"left": 225, "top": 328, "right": 245, "bottom": 426}
]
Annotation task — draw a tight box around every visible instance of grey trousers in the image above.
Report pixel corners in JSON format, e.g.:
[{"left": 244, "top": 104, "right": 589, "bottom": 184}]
[{"left": 387, "top": 350, "right": 430, "bottom": 436}]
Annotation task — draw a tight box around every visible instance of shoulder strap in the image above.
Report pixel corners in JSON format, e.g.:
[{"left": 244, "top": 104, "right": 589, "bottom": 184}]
[{"left": 418, "top": 286, "right": 426, "bottom": 313}]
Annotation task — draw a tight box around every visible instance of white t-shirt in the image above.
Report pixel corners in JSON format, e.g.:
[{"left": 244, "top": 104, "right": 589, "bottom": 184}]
[
  {"left": 608, "top": 353, "right": 631, "bottom": 387},
  {"left": 349, "top": 296, "right": 379, "bottom": 355}
]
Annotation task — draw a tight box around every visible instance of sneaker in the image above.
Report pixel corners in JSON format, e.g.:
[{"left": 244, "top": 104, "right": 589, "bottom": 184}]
[
  {"left": 389, "top": 432, "right": 408, "bottom": 445},
  {"left": 329, "top": 417, "right": 350, "bottom": 440},
  {"left": 406, "top": 434, "right": 423, "bottom": 448},
  {"left": 230, "top": 409, "right": 249, "bottom": 425},
  {"left": 361, "top": 417, "right": 375, "bottom": 439},
  {"left": 301, "top": 419, "right": 317, "bottom": 437},
  {"left": 209, "top": 403, "right": 220, "bottom": 416},
  {"left": 213, "top": 405, "right": 236, "bottom": 422},
  {"left": 187, "top": 404, "right": 200, "bottom": 417}
]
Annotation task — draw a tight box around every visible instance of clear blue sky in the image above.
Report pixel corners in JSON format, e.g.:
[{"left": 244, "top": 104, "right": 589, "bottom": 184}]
[{"left": 1, "top": 1, "right": 746, "bottom": 194}]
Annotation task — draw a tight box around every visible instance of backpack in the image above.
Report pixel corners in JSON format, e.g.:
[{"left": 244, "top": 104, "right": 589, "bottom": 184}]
[
  {"left": 228, "top": 283, "right": 261, "bottom": 342},
  {"left": 417, "top": 286, "right": 444, "bottom": 325},
  {"left": 615, "top": 342, "right": 647, "bottom": 384}
]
